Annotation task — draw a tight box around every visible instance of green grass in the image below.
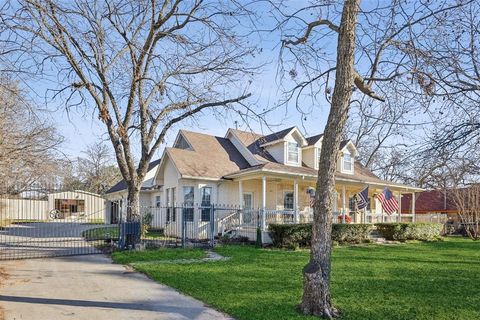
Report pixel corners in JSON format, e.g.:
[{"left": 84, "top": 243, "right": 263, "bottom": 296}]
[
  {"left": 82, "top": 226, "right": 119, "bottom": 240},
  {"left": 111, "top": 248, "right": 206, "bottom": 264},
  {"left": 112, "top": 238, "right": 480, "bottom": 320}
]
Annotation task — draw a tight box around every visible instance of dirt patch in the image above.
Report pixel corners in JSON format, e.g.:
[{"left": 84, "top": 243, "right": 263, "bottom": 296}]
[
  {"left": 0, "top": 266, "right": 9, "bottom": 286},
  {"left": 0, "top": 267, "right": 9, "bottom": 320}
]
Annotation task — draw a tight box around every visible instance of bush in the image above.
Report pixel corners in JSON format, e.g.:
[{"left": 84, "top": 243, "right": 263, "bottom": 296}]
[
  {"left": 375, "top": 223, "right": 443, "bottom": 241},
  {"left": 268, "top": 223, "right": 374, "bottom": 248},
  {"left": 331, "top": 224, "right": 374, "bottom": 244}
]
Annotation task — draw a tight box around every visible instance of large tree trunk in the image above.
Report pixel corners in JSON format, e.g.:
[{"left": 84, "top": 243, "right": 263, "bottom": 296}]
[
  {"left": 300, "top": 0, "right": 360, "bottom": 318},
  {"left": 125, "top": 182, "right": 141, "bottom": 247}
]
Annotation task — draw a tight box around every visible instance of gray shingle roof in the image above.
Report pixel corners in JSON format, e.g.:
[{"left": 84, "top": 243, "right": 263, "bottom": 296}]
[{"left": 106, "top": 158, "right": 161, "bottom": 194}]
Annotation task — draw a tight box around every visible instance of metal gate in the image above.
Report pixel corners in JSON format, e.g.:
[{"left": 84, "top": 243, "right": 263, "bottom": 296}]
[{"left": 0, "top": 185, "right": 114, "bottom": 260}]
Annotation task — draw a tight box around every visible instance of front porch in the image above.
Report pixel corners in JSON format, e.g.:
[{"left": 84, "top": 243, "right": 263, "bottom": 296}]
[{"left": 231, "top": 174, "right": 422, "bottom": 231}]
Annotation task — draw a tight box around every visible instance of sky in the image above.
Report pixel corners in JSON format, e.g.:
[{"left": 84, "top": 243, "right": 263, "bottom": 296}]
[{"left": 15, "top": 1, "right": 332, "bottom": 161}]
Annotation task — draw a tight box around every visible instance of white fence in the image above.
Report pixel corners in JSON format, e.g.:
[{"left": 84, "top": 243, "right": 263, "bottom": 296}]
[{"left": 0, "top": 198, "right": 49, "bottom": 221}]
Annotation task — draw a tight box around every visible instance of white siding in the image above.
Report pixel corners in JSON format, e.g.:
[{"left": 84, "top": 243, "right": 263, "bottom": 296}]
[
  {"left": 302, "top": 147, "right": 315, "bottom": 169},
  {"left": 266, "top": 142, "right": 285, "bottom": 164}
]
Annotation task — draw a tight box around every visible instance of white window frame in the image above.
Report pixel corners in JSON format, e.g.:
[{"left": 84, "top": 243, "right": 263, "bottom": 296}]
[
  {"left": 287, "top": 142, "right": 299, "bottom": 164},
  {"left": 343, "top": 153, "right": 353, "bottom": 172}
]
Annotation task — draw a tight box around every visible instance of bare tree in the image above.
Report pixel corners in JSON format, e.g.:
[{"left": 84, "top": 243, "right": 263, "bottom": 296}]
[
  {"left": 73, "top": 142, "right": 122, "bottom": 194},
  {"left": 272, "top": 0, "right": 472, "bottom": 317},
  {"left": 0, "top": 1, "right": 259, "bottom": 226},
  {"left": 0, "top": 77, "right": 64, "bottom": 189},
  {"left": 451, "top": 185, "right": 480, "bottom": 240}
]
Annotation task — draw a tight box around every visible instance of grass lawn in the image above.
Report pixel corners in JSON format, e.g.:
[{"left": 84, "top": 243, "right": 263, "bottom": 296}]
[
  {"left": 82, "top": 226, "right": 119, "bottom": 240},
  {"left": 111, "top": 247, "right": 206, "bottom": 264},
  {"left": 112, "top": 237, "right": 480, "bottom": 320},
  {"left": 82, "top": 226, "right": 175, "bottom": 241}
]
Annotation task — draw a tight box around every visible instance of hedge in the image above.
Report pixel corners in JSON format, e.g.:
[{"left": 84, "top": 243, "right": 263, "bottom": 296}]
[
  {"left": 268, "top": 223, "right": 374, "bottom": 248},
  {"left": 375, "top": 223, "right": 444, "bottom": 241}
]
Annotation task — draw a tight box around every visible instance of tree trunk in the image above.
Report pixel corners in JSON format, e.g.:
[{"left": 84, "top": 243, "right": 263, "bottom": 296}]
[
  {"left": 125, "top": 183, "right": 141, "bottom": 247},
  {"left": 300, "top": 0, "right": 360, "bottom": 318}
]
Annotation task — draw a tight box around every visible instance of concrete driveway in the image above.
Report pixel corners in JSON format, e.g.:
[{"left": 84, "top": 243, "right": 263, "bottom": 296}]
[{"left": 0, "top": 254, "right": 231, "bottom": 320}]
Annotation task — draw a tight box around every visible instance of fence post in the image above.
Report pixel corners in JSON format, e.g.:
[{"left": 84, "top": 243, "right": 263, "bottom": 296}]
[
  {"left": 262, "top": 208, "right": 266, "bottom": 231},
  {"left": 181, "top": 205, "right": 186, "bottom": 248},
  {"left": 210, "top": 204, "right": 215, "bottom": 248}
]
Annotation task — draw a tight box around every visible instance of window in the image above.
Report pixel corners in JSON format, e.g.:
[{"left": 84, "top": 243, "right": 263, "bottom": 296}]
[
  {"left": 171, "top": 187, "right": 176, "bottom": 221},
  {"left": 155, "top": 196, "right": 161, "bottom": 208},
  {"left": 166, "top": 188, "right": 176, "bottom": 222},
  {"left": 183, "top": 186, "right": 194, "bottom": 221},
  {"left": 200, "top": 187, "right": 212, "bottom": 222},
  {"left": 54, "top": 199, "right": 85, "bottom": 216},
  {"left": 284, "top": 191, "right": 294, "bottom": 210},
  {"left": 287, "top": 142, "right": 299, "bottom": 163},
  {"left": 343, "top": 153, "right": 352, "bottom": 171},
  {"left": 174, "top": 135, "right": 192, "bottom": 150},
  {"left": 316, "top": 148, "right": 321, "bottom": 167},
  {"left": 349, "top": 197, "right": 356, "bottom": 213}
]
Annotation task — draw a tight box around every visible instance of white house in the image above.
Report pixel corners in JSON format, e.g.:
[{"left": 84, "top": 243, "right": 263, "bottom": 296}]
[{"left": 104, "top": 127, "right": 422, "bottom": 234}]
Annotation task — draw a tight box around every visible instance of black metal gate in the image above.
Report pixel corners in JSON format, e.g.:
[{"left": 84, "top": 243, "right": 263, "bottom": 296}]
[{"left": 0, "top": 185, "right": 116, "bottom": 260}]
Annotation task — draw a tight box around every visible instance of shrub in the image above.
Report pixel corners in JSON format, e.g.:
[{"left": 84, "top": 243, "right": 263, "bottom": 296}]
[
  {"left": 268, "top": 223, "right": 374, "bottom": 248},
  {"left": 375, "top": 223, "right": 444, "bottom": 241},
  {"left": 331, "top": 224, "right": 374, "bottom": 244}
]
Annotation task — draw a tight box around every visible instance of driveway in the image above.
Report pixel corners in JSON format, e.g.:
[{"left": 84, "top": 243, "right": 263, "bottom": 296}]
[
  {"left": 0, "top": 223, "right": 105, "bottom": 259},
  {"left": 0, "top": 254, "right": 231, "bottom": 320}
]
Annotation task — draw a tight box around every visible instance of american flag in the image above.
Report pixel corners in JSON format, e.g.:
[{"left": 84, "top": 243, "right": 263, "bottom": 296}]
[{"left": 376, "top": 187, "right": 398, "bottom": 214}]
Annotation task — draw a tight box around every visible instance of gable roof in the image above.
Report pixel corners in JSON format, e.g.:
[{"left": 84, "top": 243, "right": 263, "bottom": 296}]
[
  {"left": 106, "top": 158, "right": 161, "bottom": 194},
  {"left": 166, "top": 130, "right": 250, "bottom": 179},
  {"left": 228, "top": 129, "right": 277, "bottom": 163},
  {"left": 306, "top": 134, "right": 323, "bottom": 146}
]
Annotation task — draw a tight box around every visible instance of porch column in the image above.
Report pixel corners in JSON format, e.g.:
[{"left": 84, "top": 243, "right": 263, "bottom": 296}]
[
  {"left": 294, "top": 180, "right": 299, "bottom": 223},
  {"left": 412, "top": 191, "right": 416, "bottom": 223},
  {"left": 238, "top": 180, "right": 243, "bottom": 207},
  {"left": 397, "top": 192, "right": 402, "bottom": 223},
  {"left": 238, "top": 180, "right": 243, "bottom": 224},
  {"left": 342, "top": 185, "right": 346, "bottom": 224},
  {"left": 262, "top": 176, "right": 267, "bottom": 230}
]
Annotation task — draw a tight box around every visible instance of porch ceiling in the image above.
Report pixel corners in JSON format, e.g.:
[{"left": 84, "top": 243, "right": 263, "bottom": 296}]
[{"left": 228, "top": 171, "right": 423, "bottom": 193}]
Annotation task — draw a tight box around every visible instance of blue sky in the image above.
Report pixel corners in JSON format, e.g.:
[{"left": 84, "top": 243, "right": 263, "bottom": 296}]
[{"left": 19, "top": 1, "right": 332, "bottom": 161}]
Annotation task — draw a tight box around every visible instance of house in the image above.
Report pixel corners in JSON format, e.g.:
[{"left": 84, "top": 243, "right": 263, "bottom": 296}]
[
  {"left": 105, "top": 127, "right": 423, "bottom": 234},
  {"left": 104, "top": 159, "right": 162, "bottom": 224}
]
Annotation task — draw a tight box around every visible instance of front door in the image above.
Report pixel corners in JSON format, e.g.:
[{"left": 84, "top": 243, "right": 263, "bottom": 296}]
[{"left": 243, "top": 192, "right": 254, "bottom": 223}]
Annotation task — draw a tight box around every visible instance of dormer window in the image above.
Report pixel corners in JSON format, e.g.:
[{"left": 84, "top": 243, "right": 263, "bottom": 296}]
[
  {"left": 343, "top": 153, "right": 352, "bottom": 171},
  {"left": 287, "top": 142, "right": 299, "bottom": 163},
  {"left": 174, "top": 135, "right": 192, "bottom": 150}
]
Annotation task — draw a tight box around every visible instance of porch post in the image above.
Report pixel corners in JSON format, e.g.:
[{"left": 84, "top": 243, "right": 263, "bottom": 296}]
[
  {"left": 412, "top": 191, "right": 416, "bottom": 223},
  {"left": 294, "top": 180, "right": 299, "bottom": 223},
  {"left": 238, "top": 180, "right": 243, "bottom": 207},
  {"left": 262, "top": 176, "right": 267, "bottom": 230},
  {"left": 398, "top": 192, "right": 402, "bottom": 223},
  {"left": 342, "top": 185, "right": 346, "bottom": 224},
  {"left": 238, "top": 180, "right": 243, "bottom": 224}
]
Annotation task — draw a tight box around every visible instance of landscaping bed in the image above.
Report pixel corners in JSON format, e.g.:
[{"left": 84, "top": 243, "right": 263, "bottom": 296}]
[{"left": 111, "top": 237, "right": 480, "bottom": 320}]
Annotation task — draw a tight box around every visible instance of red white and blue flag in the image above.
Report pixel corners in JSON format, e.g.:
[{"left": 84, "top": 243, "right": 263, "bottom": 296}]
[{"left": 376, "top": 187, "right": 398, "bottom": 214}]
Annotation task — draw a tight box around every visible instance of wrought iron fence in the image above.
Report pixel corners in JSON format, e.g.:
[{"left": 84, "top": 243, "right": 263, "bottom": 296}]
[{"left": 0, "top": 184, "right": 111, "bottom": 260}]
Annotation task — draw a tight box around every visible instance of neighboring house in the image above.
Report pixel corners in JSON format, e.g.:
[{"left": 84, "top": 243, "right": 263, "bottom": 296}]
[
  {"left": 105, "top": 127, "right": 422, "bottom": 228},
  {"left": 401, "top": 190, "right": 457, "bottom": 216},
  {"left": 1, "top": 190, "right": 105, "bottom": 222}
]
